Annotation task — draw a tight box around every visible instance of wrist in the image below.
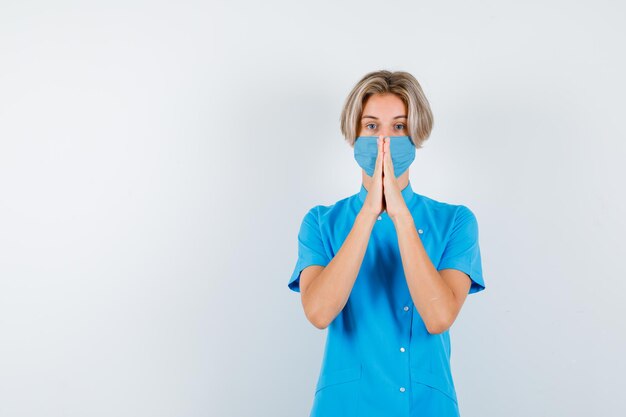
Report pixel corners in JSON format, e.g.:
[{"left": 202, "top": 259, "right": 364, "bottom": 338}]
[
  {"left": 390, "top": 209, "right": 413, "bottom": 224},
  {"left": 357, "top": 209, "right": 379, "bottom": 226}
]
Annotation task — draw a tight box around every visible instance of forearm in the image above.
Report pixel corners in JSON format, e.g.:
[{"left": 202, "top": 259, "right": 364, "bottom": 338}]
[
  {"left": 305, "top": 209, "right": 377, "bottom": 328},
  {"left": 392, "top": 212, "right": 456, "bottom": 334}
]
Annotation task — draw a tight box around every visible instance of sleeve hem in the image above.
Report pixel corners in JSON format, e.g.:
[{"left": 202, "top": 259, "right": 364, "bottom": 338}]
[
  {"left": 437, "top": 262, "right": 485, "bottom": 294},
  {"left": 288, "top": 260, "right": 330, "bottom": 293}
]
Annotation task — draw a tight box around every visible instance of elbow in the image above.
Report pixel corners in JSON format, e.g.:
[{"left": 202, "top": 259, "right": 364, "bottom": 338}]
[
  {"left": 302, "top": 292, "right": 332, "bottom": 330},
  {"left": 425, "top": 315, "right": 452, "bottom": 335},
  {"left": 312, "top": 318, "right": 329, "bottom": 330},
  {"left": 304, "top": 304, "right": 330, "bottom": 330},
  {"left": 307, "top": 310, "right": 330, "bottom": 330}
]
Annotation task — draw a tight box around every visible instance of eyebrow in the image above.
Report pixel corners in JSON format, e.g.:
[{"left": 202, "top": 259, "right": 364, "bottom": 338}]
[{"left": 361, "top": 115, "right": 407, "bottom": 120}]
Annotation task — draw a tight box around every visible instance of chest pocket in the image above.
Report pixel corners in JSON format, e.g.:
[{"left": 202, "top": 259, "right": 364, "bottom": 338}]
[{"left": 311, "top": 364, "right": 362, "bottom": 417}]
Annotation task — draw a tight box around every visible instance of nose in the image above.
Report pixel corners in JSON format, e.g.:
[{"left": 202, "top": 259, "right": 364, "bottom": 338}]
[{"left": 379, "top": 127, "right": 393, "bottom": 138}]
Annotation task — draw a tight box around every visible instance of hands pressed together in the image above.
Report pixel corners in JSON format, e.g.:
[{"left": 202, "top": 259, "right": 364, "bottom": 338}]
[{"left": 362, "top": 135, "right": 411, "bottom": 221}]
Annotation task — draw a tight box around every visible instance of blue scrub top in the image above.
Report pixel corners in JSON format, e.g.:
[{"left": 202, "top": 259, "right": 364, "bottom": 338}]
[{"left": 288, "top": 180, "right": 485, "bottom": 417}]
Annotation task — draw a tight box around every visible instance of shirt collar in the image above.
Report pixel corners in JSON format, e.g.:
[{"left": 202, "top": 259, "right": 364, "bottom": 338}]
[{"left": 358, "top": 180, "right": 416, "bottom": 206}]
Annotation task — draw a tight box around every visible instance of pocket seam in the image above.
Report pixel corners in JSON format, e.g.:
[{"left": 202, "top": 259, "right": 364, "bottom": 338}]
[
  {"left": 410, "top": 367, "right": 457, "bottom": 404},
  {"left": 315, "top": 364, "right": 362, "bottom": 393}
]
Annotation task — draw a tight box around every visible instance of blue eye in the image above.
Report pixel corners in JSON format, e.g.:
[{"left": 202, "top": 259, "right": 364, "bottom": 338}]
[
  {"left": 366, "top": 123, "right": 376, "bottom": 130},
  {"left": 395, "top": 124, "right": 405, "bottom": 130}
]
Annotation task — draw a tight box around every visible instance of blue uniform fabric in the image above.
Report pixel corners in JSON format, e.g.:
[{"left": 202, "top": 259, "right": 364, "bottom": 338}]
[{"left": 288, "top": 180, "right": 485, "bottom": 417}]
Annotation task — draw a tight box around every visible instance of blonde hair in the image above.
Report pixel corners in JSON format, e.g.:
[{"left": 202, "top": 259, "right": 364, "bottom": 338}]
[{"left": 340, "top": 70, "right": 434, "bottom": 149}]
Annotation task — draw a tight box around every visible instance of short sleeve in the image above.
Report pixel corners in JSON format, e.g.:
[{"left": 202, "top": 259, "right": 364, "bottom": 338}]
[
  {"left": 437, "top": 205, "right": 486, "bottom": 294},
  {"left": 287, "top": 206, "right": 331, "bottom": 293}
]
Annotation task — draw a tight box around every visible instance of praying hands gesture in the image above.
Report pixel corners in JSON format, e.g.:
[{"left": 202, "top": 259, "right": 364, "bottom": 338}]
[{"left": 362, "top": 136, "right": 411, "bottom": 221}]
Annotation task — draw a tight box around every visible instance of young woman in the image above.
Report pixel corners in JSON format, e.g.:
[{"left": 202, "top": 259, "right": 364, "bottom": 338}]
[{"left": 288, "top": 70, "right": 486, "bottom": 417}]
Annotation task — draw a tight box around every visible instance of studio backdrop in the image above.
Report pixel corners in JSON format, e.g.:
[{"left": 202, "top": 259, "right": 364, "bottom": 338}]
[{"left": 0, "top": 1, "right": 624, "bottom": 416}]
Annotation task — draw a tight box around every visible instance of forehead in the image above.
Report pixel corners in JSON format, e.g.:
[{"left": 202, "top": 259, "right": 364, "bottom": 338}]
[{"left": 362, "top": 93, "right": 406, "bottom": 114}]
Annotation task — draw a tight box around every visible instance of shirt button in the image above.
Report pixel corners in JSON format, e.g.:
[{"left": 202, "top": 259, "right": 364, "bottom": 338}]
[
  {"left": 400, "top": 347, "right": 405, "bottom": 352},
  {"left": 403, "top": 306, "right": 409, "bottom": 311},
  {"left": 399, "top": 387, "right": 406, "bottom": 392},
  {"left": 377, "top": 215, "right": 382, "bottom": 221},
  {"left": 418, "top": 228, "right": 423, "bottom": 234}
]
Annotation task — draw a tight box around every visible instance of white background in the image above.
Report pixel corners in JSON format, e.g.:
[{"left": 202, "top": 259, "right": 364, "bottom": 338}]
[{"left": 1, "top": 1, "right": 625, "bottom": 416}]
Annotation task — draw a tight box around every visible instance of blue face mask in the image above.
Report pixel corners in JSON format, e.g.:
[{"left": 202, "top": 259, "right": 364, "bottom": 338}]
[{"left": 354, "top": 136, "right": 415, "bottom": 178}]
